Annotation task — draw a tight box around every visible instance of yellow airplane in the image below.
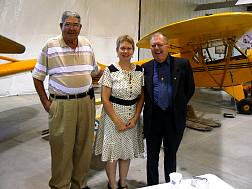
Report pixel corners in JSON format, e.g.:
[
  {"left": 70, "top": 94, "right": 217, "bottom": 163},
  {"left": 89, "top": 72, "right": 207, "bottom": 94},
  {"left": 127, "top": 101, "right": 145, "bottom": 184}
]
[
  {"left": 0, "top": 35, "right": 36, "bottom": 77},
  {"left": 137, "top": 12, "right": 252, "bottom": 115}
]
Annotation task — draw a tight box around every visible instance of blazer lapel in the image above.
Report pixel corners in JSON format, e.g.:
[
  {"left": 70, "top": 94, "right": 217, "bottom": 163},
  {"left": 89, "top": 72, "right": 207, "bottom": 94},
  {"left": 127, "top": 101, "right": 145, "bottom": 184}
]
[
  {"left": 170, "top": 56, "right": 181, "bottom": 99},
  {"left": 145, "top": 60, "right": 154, "bottom": 101}
]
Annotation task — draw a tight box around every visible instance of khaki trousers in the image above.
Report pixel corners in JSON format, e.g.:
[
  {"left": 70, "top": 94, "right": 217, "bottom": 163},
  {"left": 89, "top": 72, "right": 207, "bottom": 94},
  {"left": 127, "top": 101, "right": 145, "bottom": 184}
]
[{"left": 48, "top": 96, "right": 95, "bottom": 189}]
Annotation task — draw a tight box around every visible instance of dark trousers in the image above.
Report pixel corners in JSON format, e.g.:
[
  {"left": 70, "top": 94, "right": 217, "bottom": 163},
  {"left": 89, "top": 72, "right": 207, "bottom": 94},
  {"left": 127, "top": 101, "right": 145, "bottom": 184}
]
[{"left": 146, "top": 105, "right": 183, "bottom": 186}]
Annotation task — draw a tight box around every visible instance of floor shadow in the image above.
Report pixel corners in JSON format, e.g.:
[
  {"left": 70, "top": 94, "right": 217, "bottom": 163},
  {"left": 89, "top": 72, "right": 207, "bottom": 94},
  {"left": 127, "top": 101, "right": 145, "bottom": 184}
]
[
  {"left": 90, "top": 153, "right": 105, "bottom": 171},
  {"left": 127, "top": 179, "right": 147, "bottom": 188},
  {"left": 0, "top": 105, "right": 40, "bottom": 141},
  {"left": 0, "top": 106, "right": 39, "bottom": 125}
]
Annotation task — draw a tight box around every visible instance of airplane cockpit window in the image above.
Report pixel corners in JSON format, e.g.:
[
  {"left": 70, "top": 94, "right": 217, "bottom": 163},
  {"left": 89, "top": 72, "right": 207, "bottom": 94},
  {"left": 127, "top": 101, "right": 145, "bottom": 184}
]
[
  {"left": 231, "top": 46, "right": 247, "bottom": 60},
  {"left": 192, "top": 39, "right": 247, "bottom": 65},
  {"left": 200, "top": 40, "right": 246, "bottom": 65},
  {"left": 202, "top": 45, "right": 226, "bottom": 64}
]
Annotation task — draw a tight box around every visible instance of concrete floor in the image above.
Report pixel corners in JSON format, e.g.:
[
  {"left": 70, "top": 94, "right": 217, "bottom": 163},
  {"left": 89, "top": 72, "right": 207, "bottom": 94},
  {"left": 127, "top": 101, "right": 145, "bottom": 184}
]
[{"left": 0, "top": 88, "right": 252, "bottom": 189}]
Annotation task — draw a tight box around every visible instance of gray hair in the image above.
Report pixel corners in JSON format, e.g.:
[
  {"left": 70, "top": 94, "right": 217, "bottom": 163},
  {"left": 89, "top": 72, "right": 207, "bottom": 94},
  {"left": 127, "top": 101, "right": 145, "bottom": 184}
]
[
  {"left": 61, "top": 11, "right": 81, "bottom": 23},
  {"left": 150, "top": 32, "right": 168, "bottom": 43}
]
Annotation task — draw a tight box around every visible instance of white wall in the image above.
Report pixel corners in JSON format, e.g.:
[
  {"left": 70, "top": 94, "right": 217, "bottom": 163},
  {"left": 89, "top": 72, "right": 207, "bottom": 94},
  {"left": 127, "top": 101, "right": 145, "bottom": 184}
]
[{"left": 0, "top": 0, "right": 139, "bottom": 96}]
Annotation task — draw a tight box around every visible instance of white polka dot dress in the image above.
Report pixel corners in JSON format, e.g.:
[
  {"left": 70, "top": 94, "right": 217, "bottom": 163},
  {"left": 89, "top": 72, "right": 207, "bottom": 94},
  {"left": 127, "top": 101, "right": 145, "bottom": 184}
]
[{"left": 94, "top": 63, "right": 144, "bottom": 161}]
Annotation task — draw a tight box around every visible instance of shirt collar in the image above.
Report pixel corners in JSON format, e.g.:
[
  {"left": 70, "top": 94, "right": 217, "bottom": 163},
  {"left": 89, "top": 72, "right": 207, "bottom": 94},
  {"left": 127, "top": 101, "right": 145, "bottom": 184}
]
[
  {"left": 58, "top": 35, "right": 80, "bottom": 48},
  {"left": 154, "top": 56, "right": 169, "bottom": 67}
]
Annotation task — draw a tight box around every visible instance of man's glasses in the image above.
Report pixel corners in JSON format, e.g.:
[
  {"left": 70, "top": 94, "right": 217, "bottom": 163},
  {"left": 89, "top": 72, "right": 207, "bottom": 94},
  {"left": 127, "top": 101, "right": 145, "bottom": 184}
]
[
  {"left": 64, "top": 22, "right": 81, "bottom": 28},
  {"left": 150, "top": 43, "right": 168, "bottom": 48}
]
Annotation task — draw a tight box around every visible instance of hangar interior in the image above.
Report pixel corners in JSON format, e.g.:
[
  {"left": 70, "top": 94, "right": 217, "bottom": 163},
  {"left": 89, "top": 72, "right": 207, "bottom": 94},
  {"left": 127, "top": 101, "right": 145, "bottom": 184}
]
[{"left": 0, "top": 0, "right": 252, "bottom": 189}]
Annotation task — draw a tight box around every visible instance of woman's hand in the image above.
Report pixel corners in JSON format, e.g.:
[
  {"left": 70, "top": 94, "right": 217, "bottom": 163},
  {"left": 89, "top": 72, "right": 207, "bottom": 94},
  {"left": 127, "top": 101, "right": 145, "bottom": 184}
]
[
  {"left": 126, "top": 117, "right": 137, "bottom": 129},
  {"left": 114, "top": 117, "right": 128, "bottom": 132}
]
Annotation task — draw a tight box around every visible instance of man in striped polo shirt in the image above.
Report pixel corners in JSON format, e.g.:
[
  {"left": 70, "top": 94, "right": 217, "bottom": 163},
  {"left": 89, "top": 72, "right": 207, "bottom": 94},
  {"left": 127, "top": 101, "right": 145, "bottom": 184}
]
[{"left": 32, "top": 11, "right": 98, "bottom": 189}]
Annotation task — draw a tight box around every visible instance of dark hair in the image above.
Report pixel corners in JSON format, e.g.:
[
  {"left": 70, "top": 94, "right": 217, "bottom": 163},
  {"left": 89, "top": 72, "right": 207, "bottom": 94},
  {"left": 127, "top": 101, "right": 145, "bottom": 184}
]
[
  {"left": 61, "top": 11, "right": 81, "bottom": 24},
  {"left": 116, "top": 35, "right": 135, "bottom": 51}
]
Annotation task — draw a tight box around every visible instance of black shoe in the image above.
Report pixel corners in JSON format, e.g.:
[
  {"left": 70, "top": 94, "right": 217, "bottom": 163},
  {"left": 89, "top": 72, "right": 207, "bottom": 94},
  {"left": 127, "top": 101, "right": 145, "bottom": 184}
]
[
  {"left": 107, "top": 182, "right": 112, "bottom": 189},
  {"left": 82, "top": 186, "right": 90, "bottom": 189},
  {"left": 118, "top": 180, "right": 128, "bottom": 189}
]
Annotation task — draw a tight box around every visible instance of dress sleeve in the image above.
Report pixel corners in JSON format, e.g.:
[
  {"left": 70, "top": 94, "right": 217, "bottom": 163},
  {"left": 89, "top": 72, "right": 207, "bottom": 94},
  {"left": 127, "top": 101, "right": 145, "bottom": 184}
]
[{"left": 98, "top": 67, "right": 112, "bottom": 88}]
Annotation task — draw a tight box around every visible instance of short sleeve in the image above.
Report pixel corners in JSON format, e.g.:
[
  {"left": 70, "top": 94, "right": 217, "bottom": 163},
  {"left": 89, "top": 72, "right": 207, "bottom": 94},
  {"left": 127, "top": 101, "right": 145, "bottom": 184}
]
[
  {"left": 98, "top": 67, "right": 112, "bottom": 88},
  {"left": 32, "top": 45, "right": 48, "bottom": 81}
]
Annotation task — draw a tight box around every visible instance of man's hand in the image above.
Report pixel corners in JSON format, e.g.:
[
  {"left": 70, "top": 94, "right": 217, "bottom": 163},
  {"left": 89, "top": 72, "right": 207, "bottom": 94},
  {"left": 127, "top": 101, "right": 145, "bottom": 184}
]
[{"left": 43, "top": 100, "right": 52, "bottom": 113}]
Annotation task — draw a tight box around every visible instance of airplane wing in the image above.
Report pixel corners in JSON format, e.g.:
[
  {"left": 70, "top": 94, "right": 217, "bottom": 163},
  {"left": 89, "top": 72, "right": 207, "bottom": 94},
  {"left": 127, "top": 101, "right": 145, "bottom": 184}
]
[
  {"left": 0, "top": 56, "right": 36, "bottom": 77},
  {"left": 137, "top": 12, "right": 252, "bottom": 54},
  {"left": 0, "top": 35, "right": 25, "bottom": 54},
  {"left": 0, "top": 35, "right": 35, "bottom": 77},
  {"left": 137, "top": 12, "right": 252, "bottom": 88}
]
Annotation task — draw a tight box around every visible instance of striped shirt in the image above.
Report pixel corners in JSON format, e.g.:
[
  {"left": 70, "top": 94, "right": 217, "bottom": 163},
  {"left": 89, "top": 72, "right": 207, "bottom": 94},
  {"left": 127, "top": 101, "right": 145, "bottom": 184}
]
[{"left": 32, "top": 35, "right": 98, "bottom": 95}]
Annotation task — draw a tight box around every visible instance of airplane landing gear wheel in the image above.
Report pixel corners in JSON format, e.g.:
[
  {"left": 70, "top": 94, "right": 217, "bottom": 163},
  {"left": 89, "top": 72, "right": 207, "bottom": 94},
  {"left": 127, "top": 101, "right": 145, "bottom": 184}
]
[{"left": 237, "top": 99, "right": 252, "bottom": 114}]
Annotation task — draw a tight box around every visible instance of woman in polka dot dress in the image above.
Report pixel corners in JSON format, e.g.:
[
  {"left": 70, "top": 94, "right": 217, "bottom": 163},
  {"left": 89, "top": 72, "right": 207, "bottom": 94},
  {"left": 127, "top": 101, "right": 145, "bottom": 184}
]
[{"left": 95, "top": 35, "right": 144, "bottom": 189}]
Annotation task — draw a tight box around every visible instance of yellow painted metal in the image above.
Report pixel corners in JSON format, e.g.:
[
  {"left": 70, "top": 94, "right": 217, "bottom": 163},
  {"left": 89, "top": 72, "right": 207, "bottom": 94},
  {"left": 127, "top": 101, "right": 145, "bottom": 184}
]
[
  {"left": 0, "top": 59, "right": 36, "bottom": 77},
  {"left": 220, "top": 39, "right": 234, "bottom": 88},
  {"left": 189, "top": 57, "right": 252, "bottom": 88},
  {"left": 0, "top": 55, "right": 20, "bottom": 62},
  {"left": 97, "top": 62, "right": 106, "bottom": 71},
  {"left": 133, "top": 59, "right": 151, "bottom": 66},
  {"left": 95, "top": 98, "right": 102, "bottom": 105},
  {"left": 224, "top": 85, "right": 245, "bottom": 101}
]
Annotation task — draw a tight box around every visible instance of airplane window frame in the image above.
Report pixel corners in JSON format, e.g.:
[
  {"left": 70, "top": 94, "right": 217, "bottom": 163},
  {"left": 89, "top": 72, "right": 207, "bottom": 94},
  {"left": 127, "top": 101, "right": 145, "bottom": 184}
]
[{"left": 202, "top": 44, "right": 246, "bottom": 65}]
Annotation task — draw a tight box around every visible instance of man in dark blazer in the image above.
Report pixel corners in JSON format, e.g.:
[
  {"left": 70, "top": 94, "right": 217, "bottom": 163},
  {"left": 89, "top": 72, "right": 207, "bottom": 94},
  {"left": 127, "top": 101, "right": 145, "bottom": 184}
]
[{"left": 142, "top": 32, "right": 195, "bottom": 186}]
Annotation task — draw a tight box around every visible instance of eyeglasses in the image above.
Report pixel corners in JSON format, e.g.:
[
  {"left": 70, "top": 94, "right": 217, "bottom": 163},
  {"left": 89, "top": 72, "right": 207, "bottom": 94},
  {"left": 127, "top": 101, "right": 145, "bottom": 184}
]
[
  {"left": 150, "top": 43, "right": 168, "bottom": 48},
  {"left": 64, "top": 22, "right": 81, "bottom": 28}
]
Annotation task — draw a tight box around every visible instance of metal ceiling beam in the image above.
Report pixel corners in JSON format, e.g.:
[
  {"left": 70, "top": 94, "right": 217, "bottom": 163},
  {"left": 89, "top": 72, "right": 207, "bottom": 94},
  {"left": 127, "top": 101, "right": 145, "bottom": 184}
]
[
  {"left": 194, "top": 1, "right": 237, "bottom": 11},
  {"left": 236, "top": 0, "right": 252, "bottom": 5}
]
